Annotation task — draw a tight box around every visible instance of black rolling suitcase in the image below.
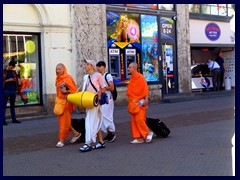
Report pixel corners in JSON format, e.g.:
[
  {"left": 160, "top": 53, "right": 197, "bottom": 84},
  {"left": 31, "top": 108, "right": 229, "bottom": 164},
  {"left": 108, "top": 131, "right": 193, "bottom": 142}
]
[
  {"left": 71, "top": 118, "right": 85, "bottom": 141},
  {"left": 146, "top": 118, "right": 170, "bottom": 138}
]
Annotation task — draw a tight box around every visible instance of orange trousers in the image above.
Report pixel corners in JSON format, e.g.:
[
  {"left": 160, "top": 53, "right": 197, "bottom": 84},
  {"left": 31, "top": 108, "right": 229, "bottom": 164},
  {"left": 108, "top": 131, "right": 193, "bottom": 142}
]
[
  {"left": 58, "top": 109, "right": 71, "bottom": 141},
  {"left": 131, "top": 107, "right": 149, "bottom": 139}
]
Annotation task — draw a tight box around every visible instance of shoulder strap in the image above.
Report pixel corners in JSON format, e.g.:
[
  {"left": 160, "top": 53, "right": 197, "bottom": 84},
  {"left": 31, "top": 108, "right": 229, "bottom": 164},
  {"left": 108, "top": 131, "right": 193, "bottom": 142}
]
[
  {"left": 104, "top": 73, "right": 110, "bottom": 86},
  {"left": 211, "top": 61, "right": 215, "bottom": 69},
  {"left": 88, "top": 75, "right": 97, "bottom": 93}
]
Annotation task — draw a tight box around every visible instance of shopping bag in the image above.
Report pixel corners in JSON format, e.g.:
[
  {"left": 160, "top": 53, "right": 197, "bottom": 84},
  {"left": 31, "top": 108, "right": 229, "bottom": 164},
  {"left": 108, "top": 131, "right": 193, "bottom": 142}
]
[{"left": 53, "top": 97, "right": 66, "bottom": 115}]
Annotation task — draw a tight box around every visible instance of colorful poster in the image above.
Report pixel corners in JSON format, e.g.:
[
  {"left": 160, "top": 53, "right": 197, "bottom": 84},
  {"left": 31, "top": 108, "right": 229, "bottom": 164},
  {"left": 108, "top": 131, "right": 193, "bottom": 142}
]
[
  {"left": 107, "top": 11, "right": 140, "bottom": 45},
  {"left": 107, "top": 11, "right": 141, "bottom": 84},
  {"left": 141, "top": 15, "right": 159, "bottom": 82}
]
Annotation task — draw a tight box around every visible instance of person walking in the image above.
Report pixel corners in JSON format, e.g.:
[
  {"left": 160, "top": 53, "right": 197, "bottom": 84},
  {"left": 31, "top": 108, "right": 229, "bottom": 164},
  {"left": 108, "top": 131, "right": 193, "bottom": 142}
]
[
  {"left": 215, "top": 51, "right": 226, "bottom": 90},
  {"left": 207, "top": 59, "right": 220, "bottom": 91},
  {"left": 3, "top": 60, "right": 21, "bottom": 125},
  {"left": 79, "top": 59, "right": 107, "bottom": 152},
  {"left": 55, "top": 63, "right": 81, "bottom": 148},
  {"left": 126, "top": 62, "right": 153, "bottom": 144},
  {"left": 96, "top": 61, "right": 116, "bottom": 143}
]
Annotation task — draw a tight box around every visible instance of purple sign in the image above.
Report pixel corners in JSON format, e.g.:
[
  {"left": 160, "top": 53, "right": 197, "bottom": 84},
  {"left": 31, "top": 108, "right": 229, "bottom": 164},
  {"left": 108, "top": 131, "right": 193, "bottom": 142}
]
[{"left": 205, "top": 23, "right": 221, "bottom": 41}]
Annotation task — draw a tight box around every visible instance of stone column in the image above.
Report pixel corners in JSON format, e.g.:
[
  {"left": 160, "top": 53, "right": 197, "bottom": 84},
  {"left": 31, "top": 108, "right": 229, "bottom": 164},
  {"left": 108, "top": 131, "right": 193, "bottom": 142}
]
[
  {"left": 71, "top": 4, "right": 108, "bottom": 86},
  {"left": 176, "top": 4, "right": 191, "bottom": 93}
]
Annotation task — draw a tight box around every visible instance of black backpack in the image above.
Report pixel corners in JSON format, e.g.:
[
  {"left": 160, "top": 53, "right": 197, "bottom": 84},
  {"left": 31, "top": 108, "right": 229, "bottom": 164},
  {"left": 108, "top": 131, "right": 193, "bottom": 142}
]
[{"left": 105, "top": 73, "right": 117, "bottom": 101}]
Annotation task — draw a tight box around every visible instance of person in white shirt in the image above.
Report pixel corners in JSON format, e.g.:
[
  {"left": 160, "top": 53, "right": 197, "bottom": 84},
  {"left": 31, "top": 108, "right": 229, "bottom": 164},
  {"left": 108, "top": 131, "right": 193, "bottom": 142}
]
[
  {"left": 96, "top": 61, "right": 116, "bottom": 143},
  {"left": 207, "top": 59, "right": 220, "bottom": 91},
  {"left": 79, "top": 59, "right": 107, "bottom": 152}
]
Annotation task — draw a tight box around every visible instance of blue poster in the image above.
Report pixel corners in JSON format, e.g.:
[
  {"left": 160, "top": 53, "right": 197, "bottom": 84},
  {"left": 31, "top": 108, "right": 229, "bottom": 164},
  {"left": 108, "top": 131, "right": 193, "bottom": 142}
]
[{"left": 141, "top": 15, "right": 159, "bottom": 82}]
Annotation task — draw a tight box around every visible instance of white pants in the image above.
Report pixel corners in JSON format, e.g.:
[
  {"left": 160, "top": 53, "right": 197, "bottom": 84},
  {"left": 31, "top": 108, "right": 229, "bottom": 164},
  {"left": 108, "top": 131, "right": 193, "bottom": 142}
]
[
  {"left": 101, "top": 97, "right": 115, "bottom": 133},
  {"left": 85, "top": 105, "right": 102, "bottom": 144}
]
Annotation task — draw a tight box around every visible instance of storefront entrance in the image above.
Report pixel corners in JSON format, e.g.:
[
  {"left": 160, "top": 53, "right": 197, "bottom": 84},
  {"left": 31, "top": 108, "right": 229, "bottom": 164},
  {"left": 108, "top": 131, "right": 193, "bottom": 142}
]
[
  {"left": 161, "top": 43, "right": 177, "bottom": 94},
  {"left": 159, "top": 15, "right": 178, "bottom": 94}
]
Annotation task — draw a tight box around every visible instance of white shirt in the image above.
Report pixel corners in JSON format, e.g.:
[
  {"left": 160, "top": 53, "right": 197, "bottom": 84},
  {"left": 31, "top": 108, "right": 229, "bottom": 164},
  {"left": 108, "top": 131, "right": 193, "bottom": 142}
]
[
  {"left": 103, "top": 72, "right": 113, "bottom": 97},
  {"left": 208, "top": 60, "right": 220, "bottom": 70}
]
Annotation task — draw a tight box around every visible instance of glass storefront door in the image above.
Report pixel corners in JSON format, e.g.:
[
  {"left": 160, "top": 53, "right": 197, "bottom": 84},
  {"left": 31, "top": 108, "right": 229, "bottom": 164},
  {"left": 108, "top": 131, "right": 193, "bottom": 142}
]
[
  {"left": 161, "top": 43, "right": 177, "bottom": 94},
  {"left": 159, "top": 16, "right": 178, "bottom": 94}
]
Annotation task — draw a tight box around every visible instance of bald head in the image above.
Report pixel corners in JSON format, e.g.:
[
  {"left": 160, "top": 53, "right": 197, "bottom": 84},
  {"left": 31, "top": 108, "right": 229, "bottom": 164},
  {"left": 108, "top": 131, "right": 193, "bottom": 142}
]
[
  {"left": 130, "top": 62, "right": 138, "bottom": 70},
  {"left": 127, "top": 62, "right": 138, "bottom": 75}
]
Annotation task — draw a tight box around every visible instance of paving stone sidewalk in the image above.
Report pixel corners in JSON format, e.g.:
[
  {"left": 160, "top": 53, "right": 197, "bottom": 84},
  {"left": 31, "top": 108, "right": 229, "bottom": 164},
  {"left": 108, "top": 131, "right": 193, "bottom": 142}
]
[{"left": 3, "top": 95, "right": 235, "bottom": 176}]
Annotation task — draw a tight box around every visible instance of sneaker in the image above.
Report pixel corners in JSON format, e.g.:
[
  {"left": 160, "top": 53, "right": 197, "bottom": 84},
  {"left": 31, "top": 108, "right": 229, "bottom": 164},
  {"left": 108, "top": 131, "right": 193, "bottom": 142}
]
[
  {"left": 146, "top": 131, "right": 153, "bottom": 143},
  {"left": 130, "top": 139, "right": 144, "bottom": 144},
  {"left": 70, "top": 133, "right": 81, "bottom": 144},
  {"left": 92, "top": 142, "right": 105, "bottom": 149},
  {"left": 12, "top": 120, "right": 21, "bottom": 123},
  {"left": 108, "top": 133, "right": 116, "bottom": 143},
  {"left": 56, "top": 141, "right": 64, "bottom": 148},
  {"left": 103, "top": 134, "right": 110, "bottom": 141},
  {"left": 3, "top": 121, "right": 8, "bottom": 126}
]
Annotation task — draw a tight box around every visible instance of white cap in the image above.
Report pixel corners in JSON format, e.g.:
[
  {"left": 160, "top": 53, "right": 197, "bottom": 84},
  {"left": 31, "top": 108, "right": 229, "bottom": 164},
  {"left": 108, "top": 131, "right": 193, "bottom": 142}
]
[{"left": 84, "top": 59, "right": 96, "bottom": 68}]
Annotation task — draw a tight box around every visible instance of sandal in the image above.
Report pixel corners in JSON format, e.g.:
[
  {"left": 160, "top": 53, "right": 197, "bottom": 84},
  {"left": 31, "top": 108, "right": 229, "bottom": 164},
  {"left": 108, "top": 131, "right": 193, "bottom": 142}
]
[
  {"left": 70, "top": 133, "right": 81, "bottom": 144},
  {"left": 130, "top": 139, "right": 144, "bottom": 144},
  {"left": 79, "top": 144, "right": 91, "bottom": 152},
  {"left": 146, "top": 131, "right": 153, "bottom": 143},
  {"left": 92, "top": 142, "right": 105, "bottom": 149},
  {"left": 56, "top": 141, "right": 64, "bottom": 148}
]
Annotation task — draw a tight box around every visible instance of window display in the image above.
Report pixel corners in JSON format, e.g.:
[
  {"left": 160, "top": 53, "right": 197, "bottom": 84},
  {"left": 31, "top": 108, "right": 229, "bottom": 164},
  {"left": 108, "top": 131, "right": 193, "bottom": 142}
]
[{"left": 3, "top": 33, "right": 40, "bottom": 106}]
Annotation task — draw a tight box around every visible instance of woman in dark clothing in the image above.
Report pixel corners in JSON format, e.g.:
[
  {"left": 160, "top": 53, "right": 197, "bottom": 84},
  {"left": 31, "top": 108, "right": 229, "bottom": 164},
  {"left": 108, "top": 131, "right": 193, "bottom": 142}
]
[{"left": 3, "top": 60, "right": 21, "bottom": 125}]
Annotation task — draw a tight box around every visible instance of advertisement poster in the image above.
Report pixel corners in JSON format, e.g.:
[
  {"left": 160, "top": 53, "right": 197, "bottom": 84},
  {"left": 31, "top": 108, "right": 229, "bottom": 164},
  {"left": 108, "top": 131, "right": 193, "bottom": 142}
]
[
  {"left": 141, "top": 15, "right": 159, "bottom": 82},
  {"left": 160, "top": 17, "right": 174, "bottom": 40},
  {"left": 107, "top": 11, "right": 140, "bottom": 84}
]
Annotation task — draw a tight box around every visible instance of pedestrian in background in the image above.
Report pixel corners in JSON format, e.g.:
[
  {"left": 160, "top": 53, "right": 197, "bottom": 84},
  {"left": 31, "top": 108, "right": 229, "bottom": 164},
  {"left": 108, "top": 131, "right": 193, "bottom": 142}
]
[
  {"left": 126, "top": 62, "right": 153, "bottom": 144},
  {"left": 215, "top": 51, "right": 226, "bottom": 90},
  {"left": 96, "top": 61, "right": 116, "bottom": 143},
  {"left": 207, "top": 59, "right": 220, "bottom": 91},
  {"left": 3, "top": 60, "right": 21, "bottom": 125},
  {"left": 79, "top": 59, "right": 107, "bottom": 152},
  {"left": 55, "top": 63, "right": 81, "bottom": 148}
]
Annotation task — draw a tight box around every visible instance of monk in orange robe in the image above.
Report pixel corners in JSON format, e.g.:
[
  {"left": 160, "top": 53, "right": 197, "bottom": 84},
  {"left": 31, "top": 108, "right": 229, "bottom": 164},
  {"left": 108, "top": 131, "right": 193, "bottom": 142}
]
[
  {"left": 126, "top": 62, "right": 153, "bottom": 144},
  {"left": 55, "top": 63, "right": 81, "bottom": 148}
]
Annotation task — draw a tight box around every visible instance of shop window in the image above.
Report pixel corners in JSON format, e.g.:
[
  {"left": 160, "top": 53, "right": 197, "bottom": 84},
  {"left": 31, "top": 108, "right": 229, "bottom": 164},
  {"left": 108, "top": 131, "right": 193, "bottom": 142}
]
[
  {"left": 201, "top": 4, "right": 228, "bottom": 16},
  {"left": 126, "top": 4, "right": 157, "bottom": 9},
  {"left": 3, "top": 33, "right": 40, "bottom": 106},
  {"left": 158, "top": 4, "right": 174, "bottom": 11},
  {"left": 189, "top": 4, "right": 201, "bottom": 13},
  {"left": 108, "top": 4, "right": 173, "bottom": 11},
  {"left": 189, "top": 4, "right": 233, "bottom": 18},
  {"left": 228, "top": 4, "right": 235, "bottom": 17}
]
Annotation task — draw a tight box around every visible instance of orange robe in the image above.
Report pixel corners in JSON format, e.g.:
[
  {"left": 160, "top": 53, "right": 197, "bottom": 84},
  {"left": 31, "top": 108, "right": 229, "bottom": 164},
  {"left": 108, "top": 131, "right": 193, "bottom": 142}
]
[
  {"left": 55, "top": 65, "right": 77, "bottom": 141},
  {"left": 126, "top": 72, "right": 149, "bottom": 139}
]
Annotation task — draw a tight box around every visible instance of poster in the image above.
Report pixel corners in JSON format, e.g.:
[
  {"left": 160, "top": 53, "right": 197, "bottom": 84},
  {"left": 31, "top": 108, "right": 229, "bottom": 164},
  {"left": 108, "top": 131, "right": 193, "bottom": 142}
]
[
  {"left": 141, "top": 14, "right": 159, "bottom": 82},
  {"left": 107, "top": 11, "right": 140, "bottom": 84}
]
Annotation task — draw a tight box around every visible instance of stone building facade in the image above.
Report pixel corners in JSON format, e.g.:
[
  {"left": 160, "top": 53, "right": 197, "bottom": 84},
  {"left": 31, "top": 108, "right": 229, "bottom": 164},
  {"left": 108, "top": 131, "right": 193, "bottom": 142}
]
[{"left": 3, "top": 4, "right": 194, "bottom": 116}]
